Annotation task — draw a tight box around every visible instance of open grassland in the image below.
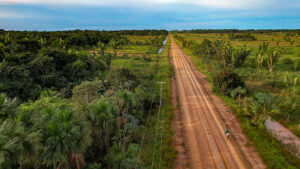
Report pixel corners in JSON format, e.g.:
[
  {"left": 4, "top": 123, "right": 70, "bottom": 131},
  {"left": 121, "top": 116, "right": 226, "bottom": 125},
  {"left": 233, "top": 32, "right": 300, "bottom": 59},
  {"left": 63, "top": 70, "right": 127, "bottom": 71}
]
[
  {"left": 174, "top": 32, "right": 300, "bottom": 169},
  {"left": 175, "top": 32, "right": 300, "bottom": 137}
]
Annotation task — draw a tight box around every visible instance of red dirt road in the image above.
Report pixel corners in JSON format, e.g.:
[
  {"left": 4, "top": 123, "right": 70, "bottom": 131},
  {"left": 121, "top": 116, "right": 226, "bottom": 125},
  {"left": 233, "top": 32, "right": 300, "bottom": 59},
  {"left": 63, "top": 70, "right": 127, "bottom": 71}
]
[{"left": 170, "top": 35, "right": 265, "bottom": 169}]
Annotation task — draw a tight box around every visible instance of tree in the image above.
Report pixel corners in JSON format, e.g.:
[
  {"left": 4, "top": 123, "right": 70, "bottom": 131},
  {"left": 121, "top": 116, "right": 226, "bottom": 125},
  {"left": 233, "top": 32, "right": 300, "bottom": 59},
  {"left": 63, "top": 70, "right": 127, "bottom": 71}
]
[
  {"left": 105, "top": 142, "right": 126, "bottom": 169},
  {"left": 0, "top": 41, "right": 5, "bottom": 62},
  {"left": 103, "top": 53, "right": 113, "bottom": 70},
  {"left": 0, "top": 119, "right": 40, "bottom": 169},
  {"left": 267, "top": 49, "right": 281, "bottom": 72},
  {"left": 106, "top": 68, "right": 138, "bottom": 91},
  {"left": 242, "top": 92, "right": 279, "bottom": 127},
  {"left": 255, "top": 42, "right": 269, "bottom": 69},
  {"left": 0, "top": 93, "right": 21, "bottom": 121},
  {"left": 289, "top": 39, "right": 295, "bottom": 47},
  {"left": 97, "top": 41, "right": 106, "bottom": 57},
  {"left": 215, "top": 42, "right": 233, "bottom": 68},
  {"left": 255, "top": 52, "right": 265, "bottom": 70},
  {"left": 230, "top": 87, "right": 246, "bottom": 105},
  {"left": 19, "top": 95, "right": 94, "bottom": 169},
  {"left": 85, "top": 99, "right": 116, "bottom": 160},
  {"left": 213, "top": 68, "right": 245, "bottom": 96},
  {"left": 72, "top": 80, "right": 106, "bottom": 113},
  {"left": 110, "top": 40, "right": 118, "bottom": 57},
  {"left": 231, "top": 45, "right": 251, "bottom": 68}
]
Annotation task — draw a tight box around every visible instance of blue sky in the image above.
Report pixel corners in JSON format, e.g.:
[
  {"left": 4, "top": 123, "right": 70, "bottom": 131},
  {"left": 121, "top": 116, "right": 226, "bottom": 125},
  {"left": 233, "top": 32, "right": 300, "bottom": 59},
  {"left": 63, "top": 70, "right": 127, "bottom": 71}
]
[{"left": 1, "top": 0, "right": 300, "bottom": 30}]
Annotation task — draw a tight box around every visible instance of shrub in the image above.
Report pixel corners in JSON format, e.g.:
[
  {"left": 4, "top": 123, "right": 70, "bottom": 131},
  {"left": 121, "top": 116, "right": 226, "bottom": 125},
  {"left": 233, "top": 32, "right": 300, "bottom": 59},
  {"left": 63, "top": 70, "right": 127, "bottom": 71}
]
[
  {"left": 234, "top": 32, "right": 257, "bottom": 41},
  {"left": 213, "top": 68, "right": 245, "bottom": 95},
  {"left": 294, "top": 59, "right": 300, "bottom": 70},
  {"left": 280, "top": 58, "right": 294, "bottom": 70},
  {"left": 106, "top": 67, "right": 138, "bottom": 91},
  {"left": 281, "top": 58, "right": 294, "bottom": 66}
]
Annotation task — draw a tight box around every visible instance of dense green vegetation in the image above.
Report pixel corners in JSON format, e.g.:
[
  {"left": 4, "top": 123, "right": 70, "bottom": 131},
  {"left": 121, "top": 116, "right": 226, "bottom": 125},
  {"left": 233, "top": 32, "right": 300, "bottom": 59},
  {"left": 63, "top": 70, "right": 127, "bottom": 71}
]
[
  {"left": 0, "top": 29, "right": 174, "bottom": 169},
  {"left": 174, "top": 31, "right": 300, "bottom": 169}
]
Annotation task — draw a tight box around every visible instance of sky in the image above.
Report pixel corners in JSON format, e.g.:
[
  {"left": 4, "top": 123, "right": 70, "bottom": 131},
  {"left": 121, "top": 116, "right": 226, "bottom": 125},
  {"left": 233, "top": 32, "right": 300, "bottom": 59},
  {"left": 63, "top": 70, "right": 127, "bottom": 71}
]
[{"left": 0, "top": 0, "right": 300, "bottom": 31}]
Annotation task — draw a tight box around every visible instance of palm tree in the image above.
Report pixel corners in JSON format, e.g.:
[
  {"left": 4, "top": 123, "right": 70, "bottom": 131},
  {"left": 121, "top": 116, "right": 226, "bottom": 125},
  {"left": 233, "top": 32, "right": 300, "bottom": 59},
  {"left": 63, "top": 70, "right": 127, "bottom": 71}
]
[
  {"left": 39, "top": 37, "right": 47, "bottom": 49},
  {"left": 0, "top": 93, "right": 21, "bottom": 121},
  {"left": 69, "top": 152, "right": 86, "bottom": 169},
  {"left": 86, "top": 100, "right": 116, "bottom": 157},
  {"left": 289, "top": 39, "right": 295, "bottom": 46},
  {"left": 255, "top": 52, "right": 265, "bottom": 70},
  {"left": 232, "top": 45, "right": 251, "bottom": 68},
  {"left": 230, "top": 87, "right": 246, "bottom": 105},
  {"left": 38, "top": 107, "right": 91, "bottom": 169},
  {"left": 97, "top": 41, "right": 106, "bottom": 57},
  {"left": 242, "top": 93, "right": 278, "bottom": 127},
  {"left": 0, "top": 41, "right": 5, "bottom": 62},
  {"left": 0, "top": 119, "right": 40, "bottom": 168},
  {"left": 104, "top": 53, "right": 112, "bottom": 70},
  {"left": 255, "top": 42, "right": 269, "bottom": 70},
  {"left": 105, "top": 142, "right": 126, "bottom": 169},
  {"left": 110, "top": 40, "right": 118, "bottom": 57},
  {"left": 267, "top": 49, "right": 281, "bottom": 72}
]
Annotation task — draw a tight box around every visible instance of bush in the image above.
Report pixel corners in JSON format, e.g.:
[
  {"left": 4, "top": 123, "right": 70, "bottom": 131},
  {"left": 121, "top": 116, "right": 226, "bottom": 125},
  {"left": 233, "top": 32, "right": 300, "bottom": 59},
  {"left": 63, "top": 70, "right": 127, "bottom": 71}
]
[
  {"left": 280, "top": 58, "right": 294, "bottom": 70},
  {"left": 213, "top": 68, "right": 244, "bottom": 95},
  {"left": 281, "top": 58, "right": 294, "bottom": 65},
  {"left": 294, "top": 59, "right": 300, "bottom": 70},
  {"left": 106, "top": 67, "right": 138, "bottom": 91}
]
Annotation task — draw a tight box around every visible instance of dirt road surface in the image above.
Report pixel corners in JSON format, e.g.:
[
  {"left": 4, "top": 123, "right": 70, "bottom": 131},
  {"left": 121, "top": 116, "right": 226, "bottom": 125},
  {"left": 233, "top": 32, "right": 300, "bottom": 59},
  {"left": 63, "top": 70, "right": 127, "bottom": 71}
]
[{"left": 170, "top": 35, "right": 265, "bottom": 169}]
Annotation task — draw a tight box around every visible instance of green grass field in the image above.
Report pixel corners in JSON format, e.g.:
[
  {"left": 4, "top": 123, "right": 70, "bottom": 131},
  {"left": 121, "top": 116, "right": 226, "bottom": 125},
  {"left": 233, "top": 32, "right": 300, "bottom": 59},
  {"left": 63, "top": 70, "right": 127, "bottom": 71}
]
[
  {"left": 175, "top": 32, "right": 300, "bottom": 137},
  {"left": 174, "top": 33, "right": 300, "bottom": 169}
]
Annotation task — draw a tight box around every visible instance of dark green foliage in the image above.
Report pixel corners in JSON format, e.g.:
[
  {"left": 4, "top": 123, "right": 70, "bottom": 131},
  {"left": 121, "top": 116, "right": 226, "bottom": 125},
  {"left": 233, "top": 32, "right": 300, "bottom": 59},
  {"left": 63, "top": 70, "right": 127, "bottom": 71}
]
[
  {"left": 0, "top": 30, "right": 167, "bottom": 101},
  {"left": 0, "top": 48, "right": 105, "bottom": 100},
  {"left": 0, "top": 93, "right": 20, "bottom": 121},
  {"left": 242, "top": 92, "right": 279, "bottom": 126},
  {"left": 0, "top": 30, "right": 168, "bottom": 169},
  {"left": 199, "top": 39, "right": 216, "bottom": 64},
  {"left": 213, "top": 68, "right": 245, "bottom": 95},
  {"left": 281, "top": 58, "right": 294, "bottom": 66},
  {"left": 233, "top": 45, "right": 251, "bottom": 68},
  {"left": 106, "top": 68, "right": 139, "bottom": 91},
  {"left": 228, "top": 32, "right": 235, "bottom": 40},
  {"left": 234, "top": 32, "right": 257, "bottom": 41}
]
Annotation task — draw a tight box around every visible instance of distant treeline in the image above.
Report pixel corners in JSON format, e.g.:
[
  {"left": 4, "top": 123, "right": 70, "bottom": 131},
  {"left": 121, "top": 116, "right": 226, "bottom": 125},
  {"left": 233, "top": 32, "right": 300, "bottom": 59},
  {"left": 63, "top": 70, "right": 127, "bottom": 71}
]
[
  {"left": 109, "top": 29, "right": 168, "bottom": 36},
  {"left": 172, "top": 29, "right": 300, "bottom": 34},
  {"left": 0, "top": 29, "right": 168, "bottom": 49}
]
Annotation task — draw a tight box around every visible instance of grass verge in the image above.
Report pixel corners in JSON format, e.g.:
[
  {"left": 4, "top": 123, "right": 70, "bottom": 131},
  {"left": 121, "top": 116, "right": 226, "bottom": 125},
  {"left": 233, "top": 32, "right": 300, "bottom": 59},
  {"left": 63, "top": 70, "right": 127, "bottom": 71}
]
[{"left": 141, "top": 36, "right": 177, "bottom": 169}]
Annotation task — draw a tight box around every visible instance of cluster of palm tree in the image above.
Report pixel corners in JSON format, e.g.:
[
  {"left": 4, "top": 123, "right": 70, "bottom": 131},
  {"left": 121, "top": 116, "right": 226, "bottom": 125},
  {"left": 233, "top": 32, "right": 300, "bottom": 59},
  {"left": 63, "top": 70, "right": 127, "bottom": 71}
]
[
  {"left": 0, "top": 66, "right": 157, "bottom": 169},
  {"left": 0, "top": 92, "right": 92, "bottom": 169},
  {"left": 256, "top": 42, "right": 281, "bottom": 72},
  {"left": 212, "top": 41, "right": 251, "bottom": 68}
]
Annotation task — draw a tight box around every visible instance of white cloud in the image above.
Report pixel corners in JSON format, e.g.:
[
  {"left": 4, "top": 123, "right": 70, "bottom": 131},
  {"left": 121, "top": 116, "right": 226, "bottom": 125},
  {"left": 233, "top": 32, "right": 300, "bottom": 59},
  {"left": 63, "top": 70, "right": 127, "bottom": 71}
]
[
  {"left": 2, "top": 0, "right": 300, "bottom": 12},
  {"left": 0, "top": 0, "right": 270, "bottom": 9},
  {"left": 0, "top": 10, "right": 34, "bottom": 18}
]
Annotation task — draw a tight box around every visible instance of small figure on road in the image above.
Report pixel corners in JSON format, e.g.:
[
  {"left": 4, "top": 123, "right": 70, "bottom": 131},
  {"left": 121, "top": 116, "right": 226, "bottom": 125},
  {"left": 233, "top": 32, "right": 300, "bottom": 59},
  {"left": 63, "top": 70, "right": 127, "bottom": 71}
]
[{"left": 225, "top": 127, "right": 230, "bottom": 140}]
